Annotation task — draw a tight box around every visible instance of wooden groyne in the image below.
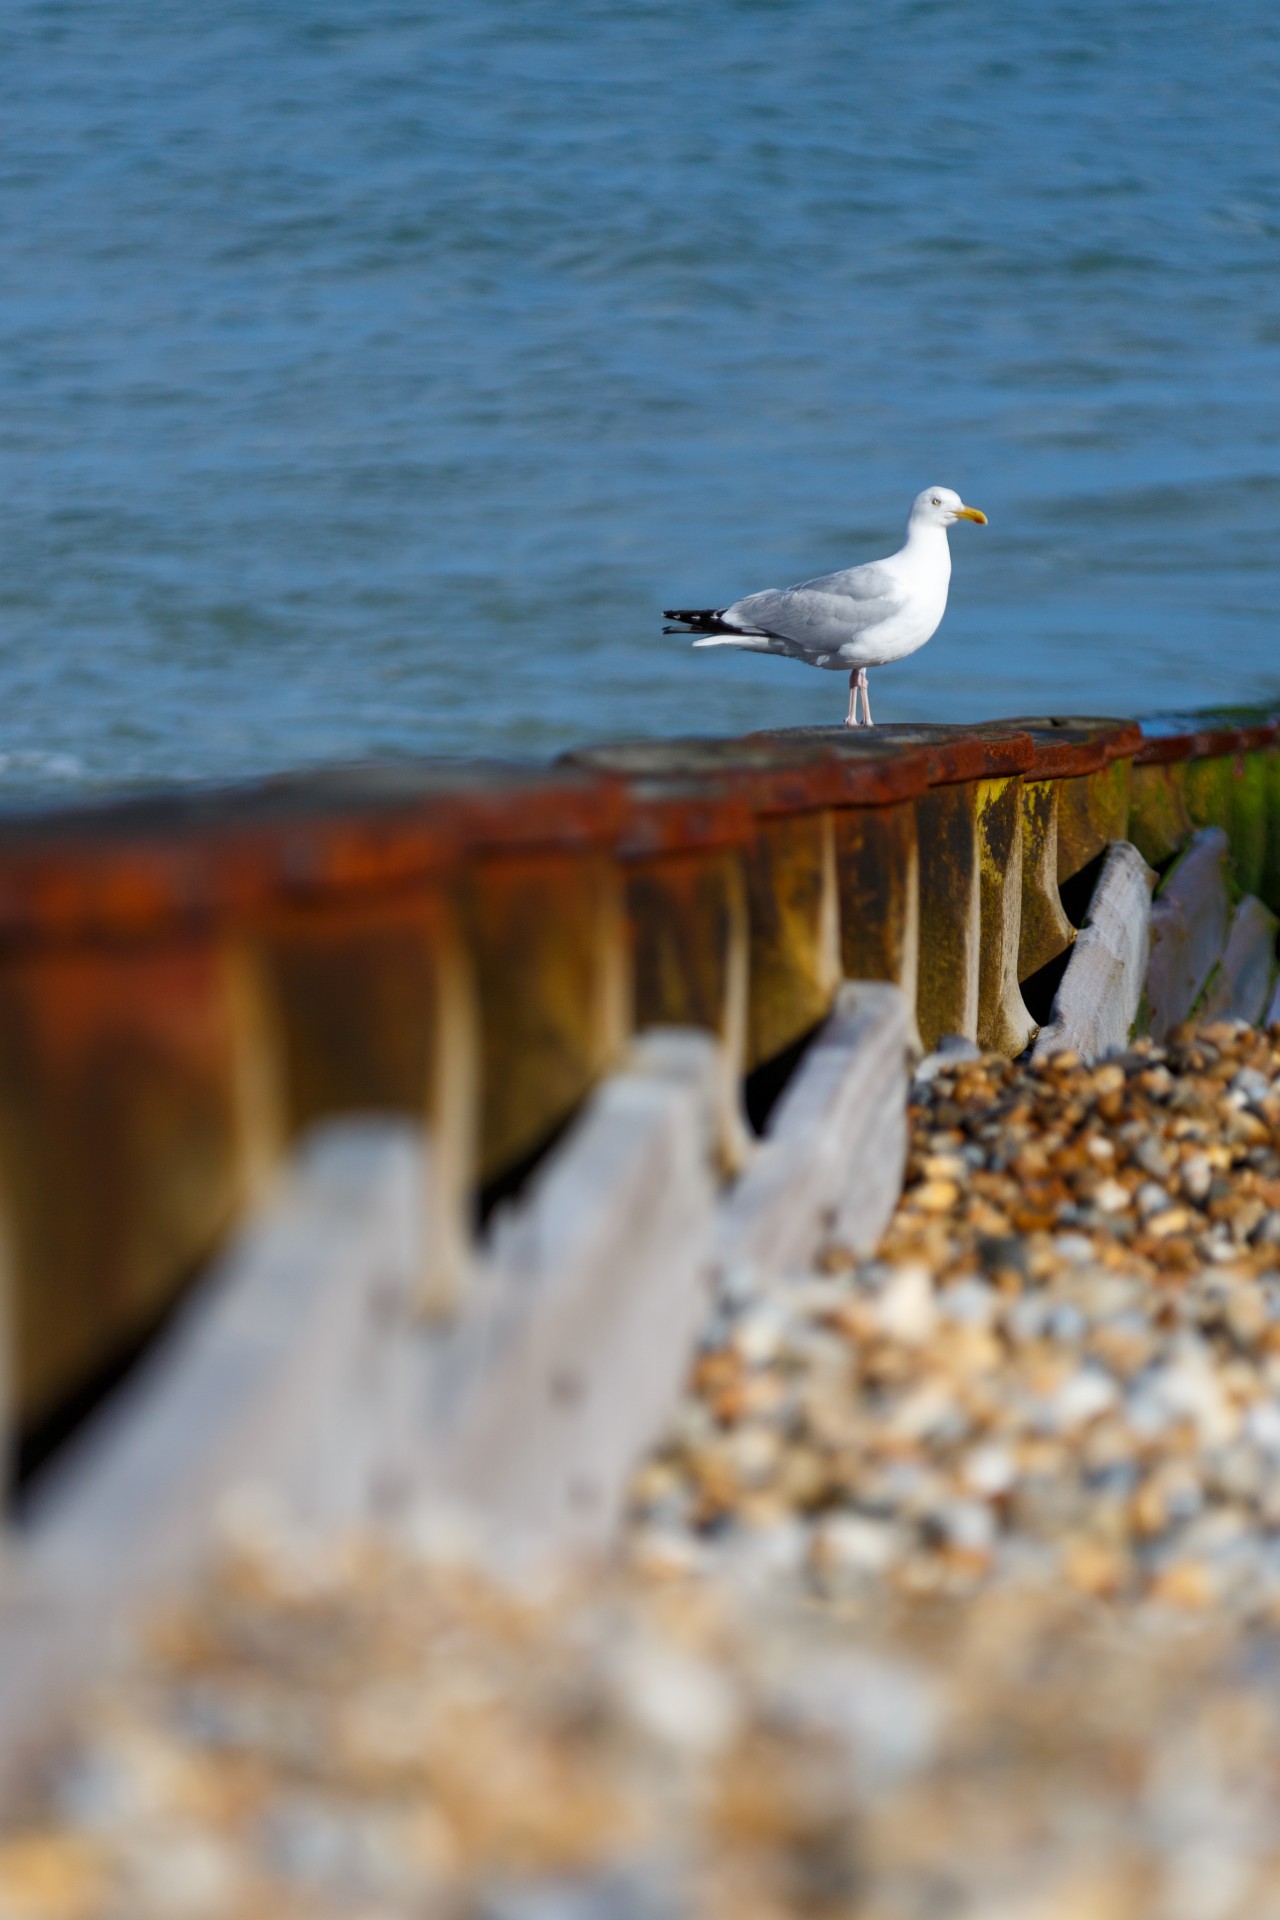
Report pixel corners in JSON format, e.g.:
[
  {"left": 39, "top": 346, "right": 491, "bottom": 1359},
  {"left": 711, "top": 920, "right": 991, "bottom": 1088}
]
[
  {"left": 0, "top": 713, "right": 1276, "bottom": 1465},
  {"left": 1, "top": 707, "right": 1279, "bottom": 1792}
]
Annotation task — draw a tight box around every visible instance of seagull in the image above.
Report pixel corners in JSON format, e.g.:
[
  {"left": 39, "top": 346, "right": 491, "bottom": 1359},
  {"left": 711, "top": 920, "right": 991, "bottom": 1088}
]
[{"left": 664, "top": 486, "right": 987, "bottom": 726}]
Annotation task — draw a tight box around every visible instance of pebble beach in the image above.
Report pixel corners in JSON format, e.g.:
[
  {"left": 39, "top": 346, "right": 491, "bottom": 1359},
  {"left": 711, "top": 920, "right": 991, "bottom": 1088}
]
[{"left": 7, "top": 1020, "right": 1280, "bottom": 1917}]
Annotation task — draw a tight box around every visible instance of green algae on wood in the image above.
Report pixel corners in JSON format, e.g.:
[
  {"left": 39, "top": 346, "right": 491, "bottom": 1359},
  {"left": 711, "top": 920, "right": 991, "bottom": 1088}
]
[
  {"left": 1128, "top": 760, "right": 1193, "bottom": 870},
  {"left": 1184, "top": 750, "right": 1269, "bottom": 899},
  {"left": 1055, "top": 759, "right": 1132, "bottom": 888}
]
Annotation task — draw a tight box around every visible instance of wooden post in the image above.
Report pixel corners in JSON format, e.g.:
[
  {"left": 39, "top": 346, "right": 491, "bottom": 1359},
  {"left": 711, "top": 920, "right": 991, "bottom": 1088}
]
[
  {"left": 467, "top": 847, "right": 630, "bottom": 1180},
  {"left": 872, "top": 727, "right": 1036, "bottom": 1054},
  {"left": 974, "top": 773, "right": 1034, "bottom": 1055},
  {"left": 913, "top": 781, "right": 980, "bottom": 1051},
  {"left": 1129, "top": 753, "right": 1194, "bottom": 869},
  {"left": 249, "top": 890, "right": 476, "bottom": 1314},
  {"left": 0, "top": 936, "right": 284, "bottom": 1447},
  {"left": 567, "top": 738, "right": 916, "bottom": 1073},
  {"left": 623, "top": 848, "right": 749, "bottom": 1167},
  {"left": 610, "top": 783, "right": 754, "bottom": 1170},
  {"left": 1000, "top": 721, "right": 1140, "bottom": 971},
  {"left": 739, "top": 729, "right": 937, "bottom": 1052},
  {"left": 1181, "top": 724, "right": 1277, "bottom": 899},
  {"left": 1054, "top": 759, "right": 1133, "bottom": 885},
  {"left": 831, "top": 798, "right": 920, "bottom": 1029},
  {"left": 1018, "top": 778, "right": 1077, "bottom": 977},
  {"left": 740, "top": 808, "right": 841, "bottom": 1064}
]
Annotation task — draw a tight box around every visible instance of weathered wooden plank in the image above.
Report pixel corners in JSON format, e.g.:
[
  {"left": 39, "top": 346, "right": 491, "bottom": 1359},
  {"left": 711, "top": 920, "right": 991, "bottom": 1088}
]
[
  {"left": 742, "top": 810, "right": 842, "bottom": 1067},
  {"left": 1, "top": 1119, "right": 428, "bottom": 1805},
  {"left": 1145, "top": 828, "right": 1232, "bottom": 1042},
  {"left": 1199, "top": 896, "right": 1278, "bottom": 1026},
  {"left": 24, "top": 1121, "right": 428, "bottom": 1557},
  {"left": 433, "top": 1030, "right": 721, "bottom": 1549},
  {"left": 0, "top": 936, "right": 285, "bottom": 1438},
  {"left": 0, "top": 1031, "right": 724, "bottom": 1793},
  {"left": 1265, "top": 974, "right": 1280, "bottom": 1029},
  {"left": 832, "top": 799, "right": 920, "bottom": 1039},
  {"left": 914, "top": 785, "right": 980, "bottom": 1052},
  {"left": 714, "top": 980, "right": 910, "bottom": 1293},
  {"left": 1128, "top": 759, "right": 1194, "bottom": 869},
  {"left": 1184, "top": 749, "right": 1270, "bottom": 899},
  {"left": 624, "top": 845, "right": 752, "bottom": 1172},
  {"left": 467, "top": 849, "right": 632, "bottom": 1181},
  {"left": 566, "top": 735, "right": 915, "bottom": 1077},
  {"left": 1033, "top": 842, "right": 1156, "bottom": 1062},
  {"left": 1055, "top": 760, "right": 1132, "bottom": 885},
  {"left": 251, "top": 895, "right": 478, "bottom": 1314},
  {"left": 1018, "top": 778, "right": 1077, "bottom": 978},
  {"left": 975, "top": 774, "right": 1036, "bottom": 1056}
]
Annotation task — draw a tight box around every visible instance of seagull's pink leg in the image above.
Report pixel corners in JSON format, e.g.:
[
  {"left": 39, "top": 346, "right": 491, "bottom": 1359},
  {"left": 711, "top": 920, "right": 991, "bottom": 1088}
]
[
  {"left": 845, "top": 670, "right": 859, "bottom": 727},
  {"left": 858, "top": 668, "right": 873, "bottom": 727}
]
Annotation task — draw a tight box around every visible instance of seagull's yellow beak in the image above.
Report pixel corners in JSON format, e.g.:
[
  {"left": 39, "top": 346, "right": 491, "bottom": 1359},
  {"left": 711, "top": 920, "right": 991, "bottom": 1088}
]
[{"left": 953, "top": 505, "right": 988, "bottom": 524}]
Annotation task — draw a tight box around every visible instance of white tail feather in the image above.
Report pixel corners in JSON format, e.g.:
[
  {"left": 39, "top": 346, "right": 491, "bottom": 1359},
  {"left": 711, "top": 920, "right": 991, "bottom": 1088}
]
[{"left": 691, "top": 634, "right": 774, "bottom": 652}]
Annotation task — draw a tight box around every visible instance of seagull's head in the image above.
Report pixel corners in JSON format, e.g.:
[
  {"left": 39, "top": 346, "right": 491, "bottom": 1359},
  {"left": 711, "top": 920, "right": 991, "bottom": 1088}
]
[{"left": 911, "top": 486, "right": 988, "bottom": 529}]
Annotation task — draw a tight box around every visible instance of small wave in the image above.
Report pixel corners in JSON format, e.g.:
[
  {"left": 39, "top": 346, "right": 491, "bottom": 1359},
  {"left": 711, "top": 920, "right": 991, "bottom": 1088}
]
[{"left": 0, "top": 751, "right": 86, "bottom": 782}]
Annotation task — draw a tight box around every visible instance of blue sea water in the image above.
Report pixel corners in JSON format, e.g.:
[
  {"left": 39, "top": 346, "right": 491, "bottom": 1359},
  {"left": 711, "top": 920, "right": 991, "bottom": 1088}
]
[{"left": 1, "top": 1, "right": 1279, "bottom": 794}]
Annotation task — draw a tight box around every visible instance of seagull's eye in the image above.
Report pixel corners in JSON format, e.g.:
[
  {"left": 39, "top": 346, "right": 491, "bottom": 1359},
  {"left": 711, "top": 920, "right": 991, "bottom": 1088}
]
[{"left": 931, "top": 496, "right": 941, "bottom": 506}]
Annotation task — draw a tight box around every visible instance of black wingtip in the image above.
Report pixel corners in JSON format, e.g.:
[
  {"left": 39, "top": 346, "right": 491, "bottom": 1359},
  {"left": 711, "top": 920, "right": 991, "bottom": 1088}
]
[{"left": 662, "top": 607, "right": 726, "bottom": 636}]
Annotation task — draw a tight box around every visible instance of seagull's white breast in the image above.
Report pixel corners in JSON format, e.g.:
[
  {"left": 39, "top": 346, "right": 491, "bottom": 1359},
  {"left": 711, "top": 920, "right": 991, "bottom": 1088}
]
[{"left": 835, "top": 529, "right": 952, "bottom": 668}]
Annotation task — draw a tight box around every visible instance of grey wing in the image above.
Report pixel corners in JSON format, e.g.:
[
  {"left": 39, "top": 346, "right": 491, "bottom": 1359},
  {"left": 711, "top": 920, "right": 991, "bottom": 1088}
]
[
  {"left": 724, "top": 559, "right": 902, "bottom": 660},
  {"left": 794, "top": 557, "right": 899, "bottom": 600}
]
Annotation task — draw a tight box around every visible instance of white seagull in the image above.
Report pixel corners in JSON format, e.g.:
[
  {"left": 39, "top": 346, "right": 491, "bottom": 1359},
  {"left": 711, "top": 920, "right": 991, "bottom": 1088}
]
[{"left": 664, "top": 486, "right": 987, "bottom": 726}]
